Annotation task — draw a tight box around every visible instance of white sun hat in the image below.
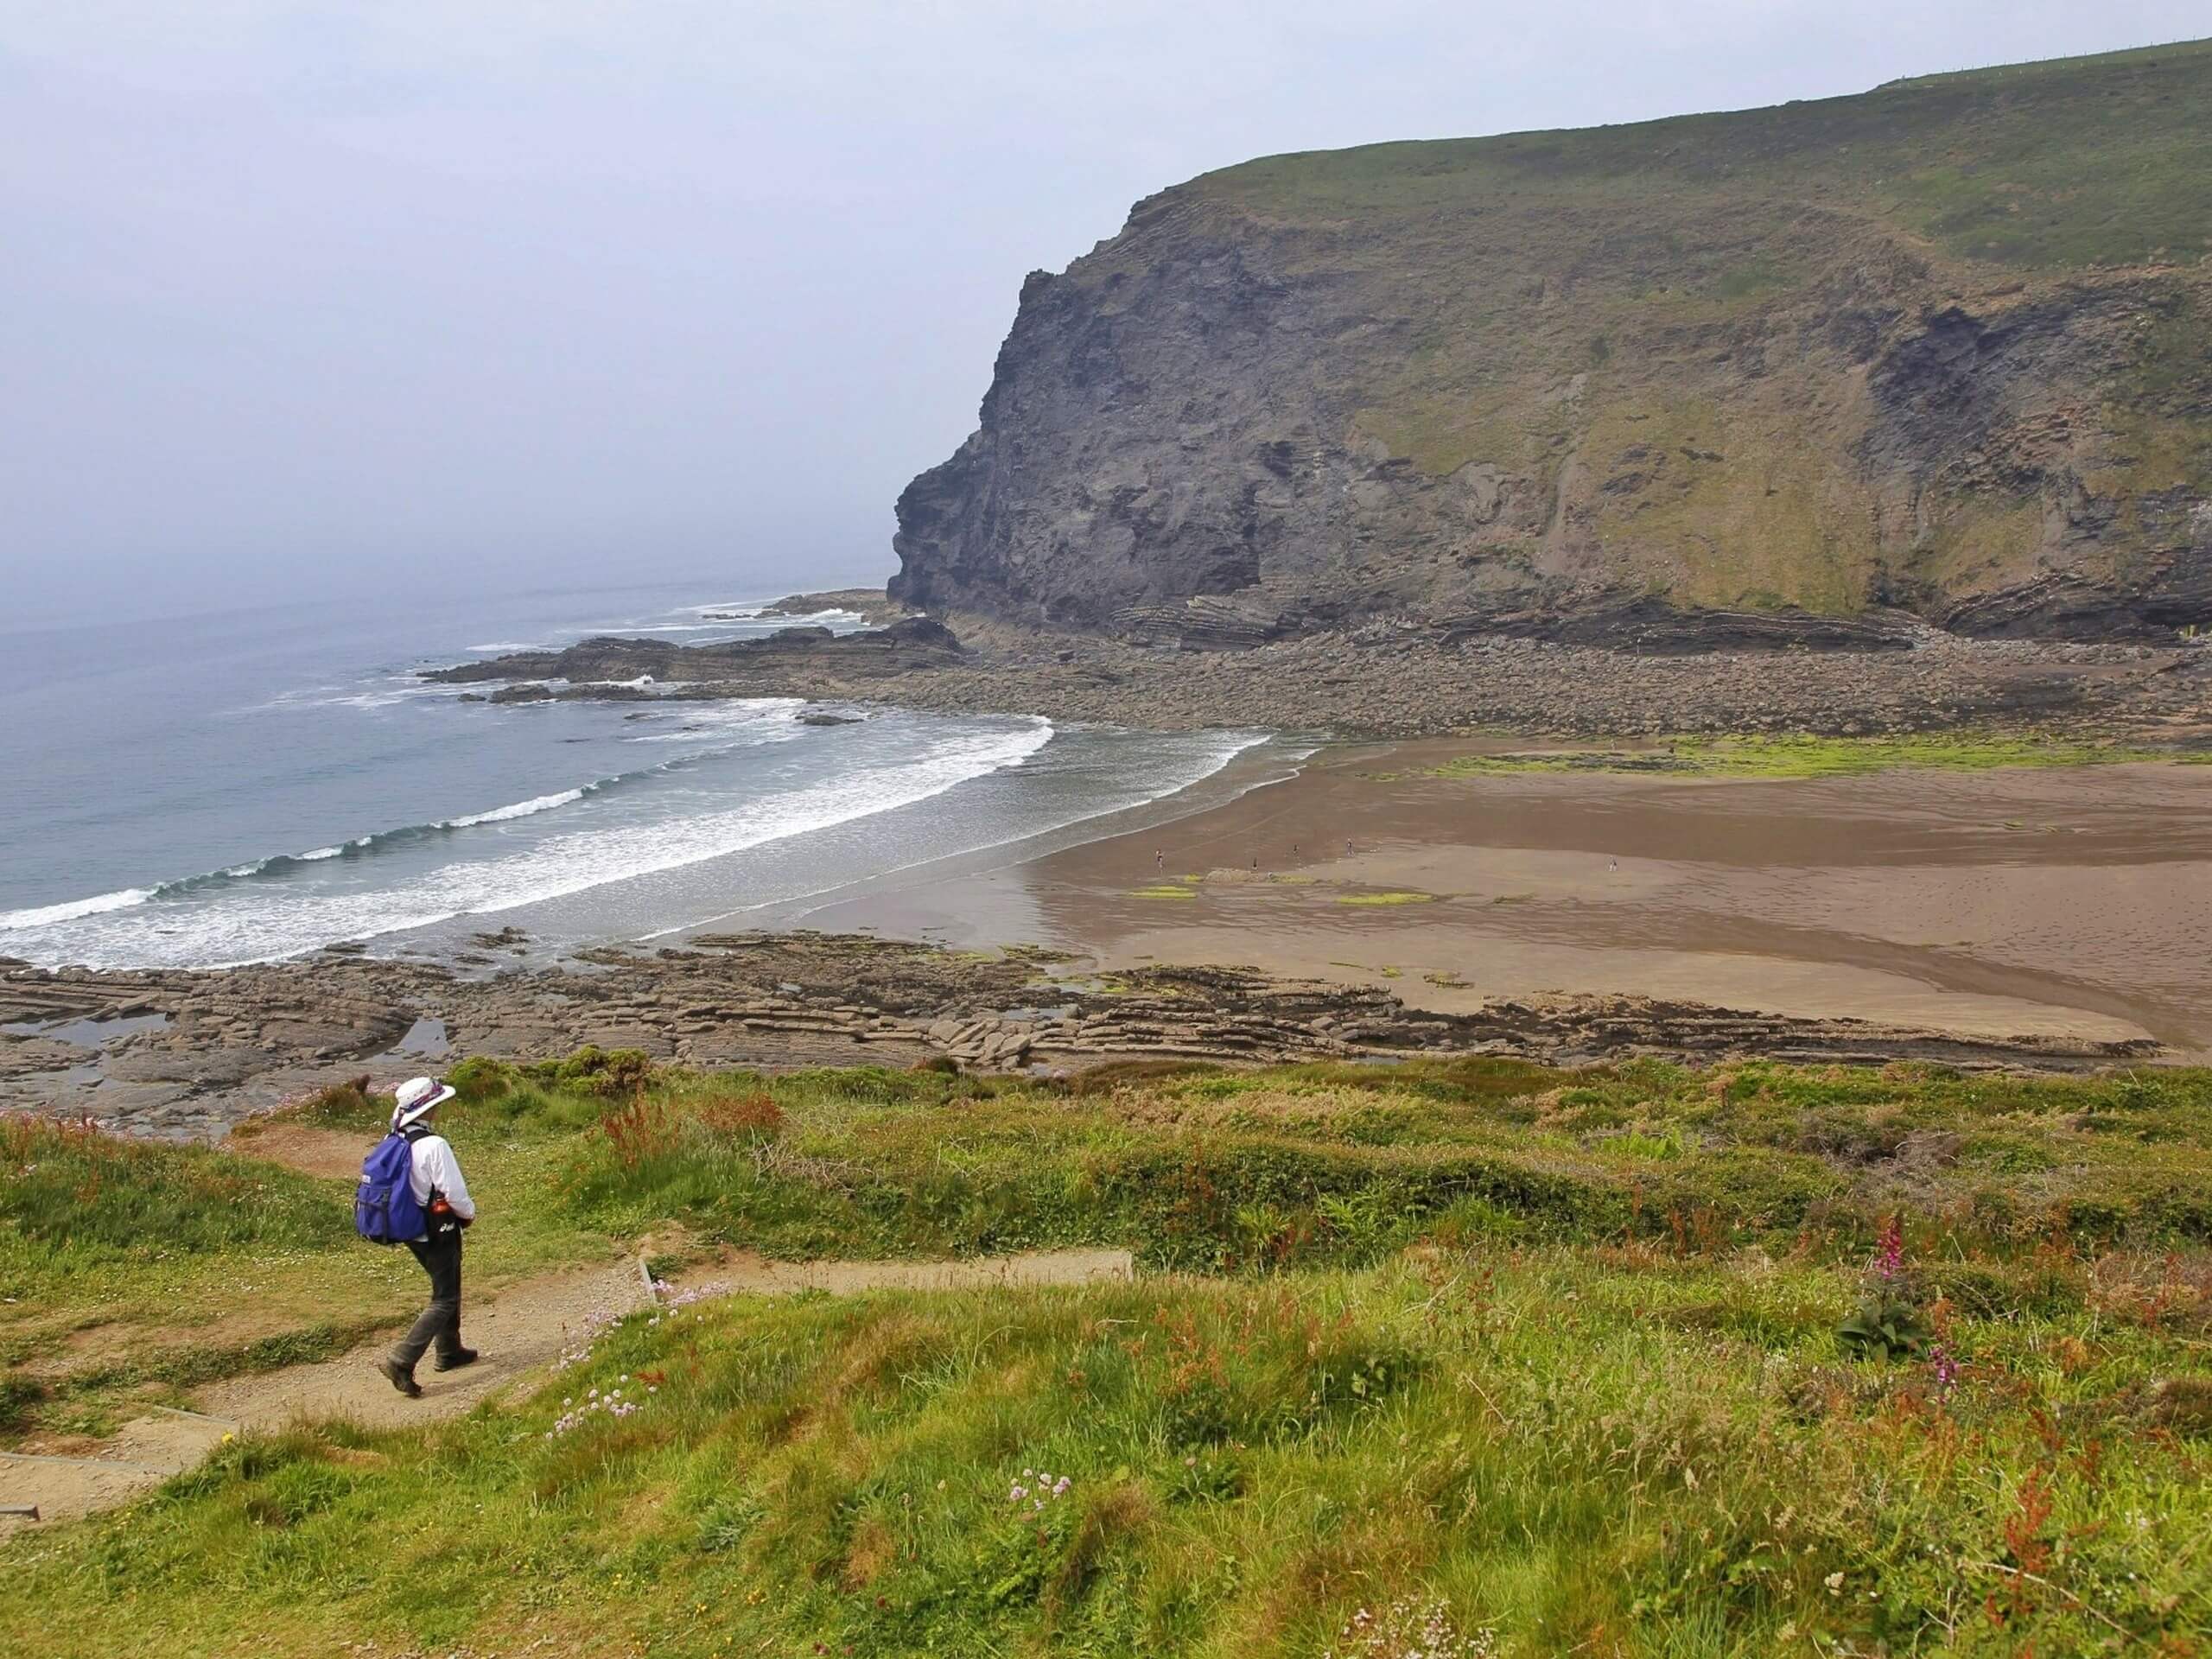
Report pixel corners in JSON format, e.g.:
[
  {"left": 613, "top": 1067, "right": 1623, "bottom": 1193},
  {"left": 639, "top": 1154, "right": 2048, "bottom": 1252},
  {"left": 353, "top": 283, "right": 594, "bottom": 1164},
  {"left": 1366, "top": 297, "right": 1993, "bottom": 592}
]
[{"left": 391, "top": 1075, "right": 457, "bottom": 1130}]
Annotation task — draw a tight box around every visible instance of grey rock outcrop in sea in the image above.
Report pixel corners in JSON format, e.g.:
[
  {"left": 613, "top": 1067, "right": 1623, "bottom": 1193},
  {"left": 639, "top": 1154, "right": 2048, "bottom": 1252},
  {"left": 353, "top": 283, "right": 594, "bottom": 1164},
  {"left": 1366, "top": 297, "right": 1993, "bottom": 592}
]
[{"left": 425, "top": 616, "right": 964, "bottom": 696}]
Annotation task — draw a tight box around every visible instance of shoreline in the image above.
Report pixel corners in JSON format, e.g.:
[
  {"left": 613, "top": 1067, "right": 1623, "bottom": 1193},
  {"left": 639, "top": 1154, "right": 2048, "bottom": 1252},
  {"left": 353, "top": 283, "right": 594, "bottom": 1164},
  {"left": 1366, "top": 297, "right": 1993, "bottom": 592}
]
[
  {"left": 12, "top": 587, "right": 2212, "bottom": 1135},
  {"left": 779, "top": 740, "right": 2212, "bottom": 1057},
  {"left": 7, "top": 731, "right": 2209, "bottom": 1141}
]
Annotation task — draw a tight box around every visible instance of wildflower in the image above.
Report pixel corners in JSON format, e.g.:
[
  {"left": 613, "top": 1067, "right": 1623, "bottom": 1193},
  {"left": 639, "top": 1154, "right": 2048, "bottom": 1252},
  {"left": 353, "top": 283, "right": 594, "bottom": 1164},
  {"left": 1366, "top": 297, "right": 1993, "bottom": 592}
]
[
  {"left": 1873, "top": 1217, "right": 1904, "bottom": 1281},
  {"left": 1928, "top": 1344, "right": 1960, "bottom": 1400},
  {"left": 1825, "top": 1571, "right": 1846, "bottom": 1594}
]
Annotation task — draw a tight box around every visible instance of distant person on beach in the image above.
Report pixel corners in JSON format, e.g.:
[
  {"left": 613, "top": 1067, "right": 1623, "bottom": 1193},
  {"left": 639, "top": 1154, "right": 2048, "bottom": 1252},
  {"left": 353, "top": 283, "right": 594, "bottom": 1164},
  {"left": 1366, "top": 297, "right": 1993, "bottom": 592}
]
[
  {"left": 1154, "top": 849, "right": 1164, "bottom": 870},
  {"left": 375, "top": 1077, "right": 479, "bottom": 1396}
]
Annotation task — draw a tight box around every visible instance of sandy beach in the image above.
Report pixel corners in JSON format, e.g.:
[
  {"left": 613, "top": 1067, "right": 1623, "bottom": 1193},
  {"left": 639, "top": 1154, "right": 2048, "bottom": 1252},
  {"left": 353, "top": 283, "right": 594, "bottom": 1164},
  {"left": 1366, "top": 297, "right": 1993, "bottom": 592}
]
[
  {"left": 10, "top": 739, "right": 2206, "bottom": 1143},
  {"left": 782, "top": 741, "right": 2212, "bottom": 1056}
]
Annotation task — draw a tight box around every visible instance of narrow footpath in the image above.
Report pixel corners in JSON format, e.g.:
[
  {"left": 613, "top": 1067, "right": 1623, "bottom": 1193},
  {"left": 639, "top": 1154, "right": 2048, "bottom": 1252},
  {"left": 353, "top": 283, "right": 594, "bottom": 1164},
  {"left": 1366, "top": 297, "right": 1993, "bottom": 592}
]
[{"left": 0, "top": 1247, "right": 1133, "bottom": 1529}]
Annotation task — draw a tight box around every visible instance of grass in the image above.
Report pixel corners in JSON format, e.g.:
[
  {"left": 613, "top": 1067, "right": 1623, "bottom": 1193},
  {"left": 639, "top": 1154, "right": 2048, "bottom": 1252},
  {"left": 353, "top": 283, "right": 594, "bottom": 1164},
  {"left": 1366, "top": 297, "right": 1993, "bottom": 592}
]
[
  {"left": 0, "top": 1075, "right": 624, "bottom": 1435},
  {"left": 1406, "top": 732, "right": 2177, "bottom": 780},
  {"left": 545, "top": 1058, "right": 2212, "bottom": 1274},
  {"left": 1203, "top": 39, "right": 2212, "bottom": 275},
  {"left": 6, "top": 1052, "right": 2212, "bottom": 1653},
  {"left": 6, "top": 1254, "right": 2207, "bottom": 1654},
  {"left": 0, "top": 1111, "right": 347, "bottom": 1261}
]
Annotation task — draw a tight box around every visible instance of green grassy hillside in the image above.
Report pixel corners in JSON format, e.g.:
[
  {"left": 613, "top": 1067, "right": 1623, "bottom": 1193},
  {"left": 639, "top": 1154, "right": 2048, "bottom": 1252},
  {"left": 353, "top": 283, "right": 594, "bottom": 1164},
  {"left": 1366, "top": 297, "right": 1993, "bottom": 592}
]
[
  {"left": 1209, "top": 40, "right": 2212, "bottom": 270},
  {"left": 6, "top": 1052, "right": 2212, "bottom": 1654}
]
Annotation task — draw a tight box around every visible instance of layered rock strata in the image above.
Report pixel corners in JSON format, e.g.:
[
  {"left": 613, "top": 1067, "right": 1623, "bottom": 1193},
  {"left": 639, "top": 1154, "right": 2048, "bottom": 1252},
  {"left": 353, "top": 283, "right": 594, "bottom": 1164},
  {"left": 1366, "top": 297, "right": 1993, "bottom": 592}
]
[{"left": 1, "top": 936, "right": 2161, "bottom": 1143}]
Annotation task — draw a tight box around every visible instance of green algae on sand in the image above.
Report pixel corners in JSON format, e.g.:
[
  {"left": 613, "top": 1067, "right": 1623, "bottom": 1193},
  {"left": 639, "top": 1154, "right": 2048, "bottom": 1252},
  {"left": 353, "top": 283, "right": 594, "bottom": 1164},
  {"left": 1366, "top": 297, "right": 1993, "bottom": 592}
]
[{"left": 1411, "top": 731, "right": 2178, "bottom": 781}]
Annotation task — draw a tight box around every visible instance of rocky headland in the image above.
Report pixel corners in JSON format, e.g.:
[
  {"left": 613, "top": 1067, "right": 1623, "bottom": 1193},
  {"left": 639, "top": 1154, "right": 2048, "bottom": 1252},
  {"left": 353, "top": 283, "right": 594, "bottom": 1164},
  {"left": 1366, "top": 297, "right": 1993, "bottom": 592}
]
[
  {"left": 891, "top": 45, "right": 2212, "bottom": 652},
  {"left": 435, "top": 48, "right": 2212, "bottom": 741}
]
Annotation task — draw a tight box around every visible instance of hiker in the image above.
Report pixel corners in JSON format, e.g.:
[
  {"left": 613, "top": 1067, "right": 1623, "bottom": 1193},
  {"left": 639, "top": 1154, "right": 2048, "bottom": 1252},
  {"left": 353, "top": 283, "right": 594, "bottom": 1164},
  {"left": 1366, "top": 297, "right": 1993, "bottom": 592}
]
[{"left": 367, "top": 1076, "right": 478, "bottom": 1396}]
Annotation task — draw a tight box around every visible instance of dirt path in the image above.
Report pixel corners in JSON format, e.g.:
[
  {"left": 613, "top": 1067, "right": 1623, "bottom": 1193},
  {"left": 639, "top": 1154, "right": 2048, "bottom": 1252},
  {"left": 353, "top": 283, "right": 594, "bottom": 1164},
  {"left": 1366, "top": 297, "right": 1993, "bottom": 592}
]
[{"left": 0, "top": 1247, "right": 1132, "bottom": 1529}]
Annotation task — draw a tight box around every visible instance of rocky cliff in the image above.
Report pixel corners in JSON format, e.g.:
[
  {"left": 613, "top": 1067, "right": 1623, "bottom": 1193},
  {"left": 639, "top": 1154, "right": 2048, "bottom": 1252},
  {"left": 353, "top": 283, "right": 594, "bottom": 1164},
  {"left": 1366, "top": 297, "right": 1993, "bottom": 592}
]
[{"left": 893, "top": 41, "right": 2212, "bottom": 647}]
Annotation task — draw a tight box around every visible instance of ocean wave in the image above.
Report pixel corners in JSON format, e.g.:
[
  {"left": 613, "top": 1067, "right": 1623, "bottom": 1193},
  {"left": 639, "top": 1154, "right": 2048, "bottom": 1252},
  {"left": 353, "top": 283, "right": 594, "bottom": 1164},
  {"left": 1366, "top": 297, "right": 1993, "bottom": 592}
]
[
  {"left": 135, "top": 779, "right": 638, "bottom": 901},
  {"left": 445, "top": 788, "right": 588, "bottom": 828},
  {"left": 29, "top": 762, "right": 653, "bottom": 923},
  {"left": 0, "top": 887, "right": 154, "bottom": 931},
  {"left": 6, "top": 717, "right": 1057, "bottom": 967}
]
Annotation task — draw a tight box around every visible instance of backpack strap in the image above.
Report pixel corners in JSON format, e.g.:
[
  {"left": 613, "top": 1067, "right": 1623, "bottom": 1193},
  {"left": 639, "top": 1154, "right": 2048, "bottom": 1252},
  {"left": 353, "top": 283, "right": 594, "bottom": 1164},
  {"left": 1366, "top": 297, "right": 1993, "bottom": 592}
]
[{"left": 398, "top": 1123, "right": 454, "bottom": 1225}]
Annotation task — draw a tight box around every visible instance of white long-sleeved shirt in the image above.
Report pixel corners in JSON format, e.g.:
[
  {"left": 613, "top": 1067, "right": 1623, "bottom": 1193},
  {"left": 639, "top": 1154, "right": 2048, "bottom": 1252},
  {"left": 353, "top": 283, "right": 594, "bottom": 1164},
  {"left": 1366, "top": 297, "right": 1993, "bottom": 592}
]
[{"left": 406, "top": 1132, "right": 476, "bottom": 1237}]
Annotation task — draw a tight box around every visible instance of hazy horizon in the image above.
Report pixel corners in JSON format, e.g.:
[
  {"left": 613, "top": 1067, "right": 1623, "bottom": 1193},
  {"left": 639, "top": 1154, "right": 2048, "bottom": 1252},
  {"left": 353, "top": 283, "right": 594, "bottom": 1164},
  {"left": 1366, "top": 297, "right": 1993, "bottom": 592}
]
[{"left": 3, "top": 3, "right": 2204, "bottom": 632}]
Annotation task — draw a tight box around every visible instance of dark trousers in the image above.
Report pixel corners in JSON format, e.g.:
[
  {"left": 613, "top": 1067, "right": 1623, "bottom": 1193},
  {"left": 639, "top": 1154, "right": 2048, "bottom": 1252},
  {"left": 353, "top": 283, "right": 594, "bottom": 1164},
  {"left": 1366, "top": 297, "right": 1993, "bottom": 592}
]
[{"left": 391, "top": 1230, "right": 463, "bottom": 1370}]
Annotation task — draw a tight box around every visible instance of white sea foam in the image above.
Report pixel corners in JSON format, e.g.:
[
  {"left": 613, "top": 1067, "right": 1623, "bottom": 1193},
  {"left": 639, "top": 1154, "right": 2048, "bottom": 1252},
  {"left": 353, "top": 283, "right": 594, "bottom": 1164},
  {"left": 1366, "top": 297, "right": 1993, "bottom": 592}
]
[
  {"left": 444, "top": 788, "right": 587, "bottom": 828},
  {"left": 0, "top": 887, "right": 153, "bottom": 931},
  {"left": 622, "top": 697, "right": 804, "bottom": 741},
  {"left": 6, "top": 719, "right": 1054, "bottom": 967}
]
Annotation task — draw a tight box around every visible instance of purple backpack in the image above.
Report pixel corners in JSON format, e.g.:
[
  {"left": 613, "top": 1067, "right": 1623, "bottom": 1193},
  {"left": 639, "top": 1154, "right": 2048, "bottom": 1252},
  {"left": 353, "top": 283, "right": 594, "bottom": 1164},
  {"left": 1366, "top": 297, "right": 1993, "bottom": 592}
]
[{"left": 354, "top": 1131, "right": 425, "bottom": 1243}]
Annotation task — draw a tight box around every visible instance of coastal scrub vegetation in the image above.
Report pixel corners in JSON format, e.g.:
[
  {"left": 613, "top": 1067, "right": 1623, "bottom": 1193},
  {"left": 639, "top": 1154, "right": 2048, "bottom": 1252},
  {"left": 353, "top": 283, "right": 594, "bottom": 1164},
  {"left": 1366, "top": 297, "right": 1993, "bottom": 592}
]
[{"left": 6, "top": 1052, "right": 2212, "bottom": 1653}]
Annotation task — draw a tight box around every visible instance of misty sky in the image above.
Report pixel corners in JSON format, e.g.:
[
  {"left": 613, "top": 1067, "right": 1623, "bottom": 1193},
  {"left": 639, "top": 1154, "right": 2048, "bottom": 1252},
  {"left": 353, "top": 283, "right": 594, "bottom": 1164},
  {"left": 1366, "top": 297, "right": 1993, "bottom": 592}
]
[{"left": 3, "top": 3, "right": 2204, "bottom": 630}]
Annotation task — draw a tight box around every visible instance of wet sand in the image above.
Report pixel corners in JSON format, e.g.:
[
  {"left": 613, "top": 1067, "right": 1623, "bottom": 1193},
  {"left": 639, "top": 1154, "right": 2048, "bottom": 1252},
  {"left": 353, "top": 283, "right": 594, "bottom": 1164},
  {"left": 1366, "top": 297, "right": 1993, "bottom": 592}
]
[{"left": 784, "top": 742, "right": 2212, "bottom": 1055}]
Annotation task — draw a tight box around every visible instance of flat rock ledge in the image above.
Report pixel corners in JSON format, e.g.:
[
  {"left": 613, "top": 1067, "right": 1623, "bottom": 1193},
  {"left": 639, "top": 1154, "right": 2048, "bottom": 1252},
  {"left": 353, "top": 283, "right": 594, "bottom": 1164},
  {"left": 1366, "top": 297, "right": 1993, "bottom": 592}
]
[{"left": 0, "top": 934, "right": 2159, "bottom": 1145}]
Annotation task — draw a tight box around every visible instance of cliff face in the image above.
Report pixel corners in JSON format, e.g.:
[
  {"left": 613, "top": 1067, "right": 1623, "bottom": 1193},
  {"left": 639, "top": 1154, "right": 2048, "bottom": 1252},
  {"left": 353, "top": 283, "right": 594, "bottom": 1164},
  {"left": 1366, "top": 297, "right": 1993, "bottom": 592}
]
[{"left": 893, "top": 41, "right": 2212, "bottom": 645}]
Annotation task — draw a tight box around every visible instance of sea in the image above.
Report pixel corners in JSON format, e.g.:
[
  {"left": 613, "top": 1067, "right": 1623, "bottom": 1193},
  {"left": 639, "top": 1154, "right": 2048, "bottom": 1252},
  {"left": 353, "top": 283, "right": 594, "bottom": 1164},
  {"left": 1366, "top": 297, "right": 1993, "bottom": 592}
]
[{"left": 0, "top": 579, "right": 1271, "bottom": 971}]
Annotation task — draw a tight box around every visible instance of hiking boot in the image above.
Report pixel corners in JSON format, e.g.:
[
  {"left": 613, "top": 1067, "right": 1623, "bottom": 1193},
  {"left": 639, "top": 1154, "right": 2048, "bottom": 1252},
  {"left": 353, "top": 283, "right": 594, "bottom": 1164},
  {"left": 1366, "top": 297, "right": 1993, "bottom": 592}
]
[
  {"left": 432, "top": 1347, "right": 480, "bottom": 1373},
  {"left": 378, "top": 1357, "right": 423, "bottom": 1398}
]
